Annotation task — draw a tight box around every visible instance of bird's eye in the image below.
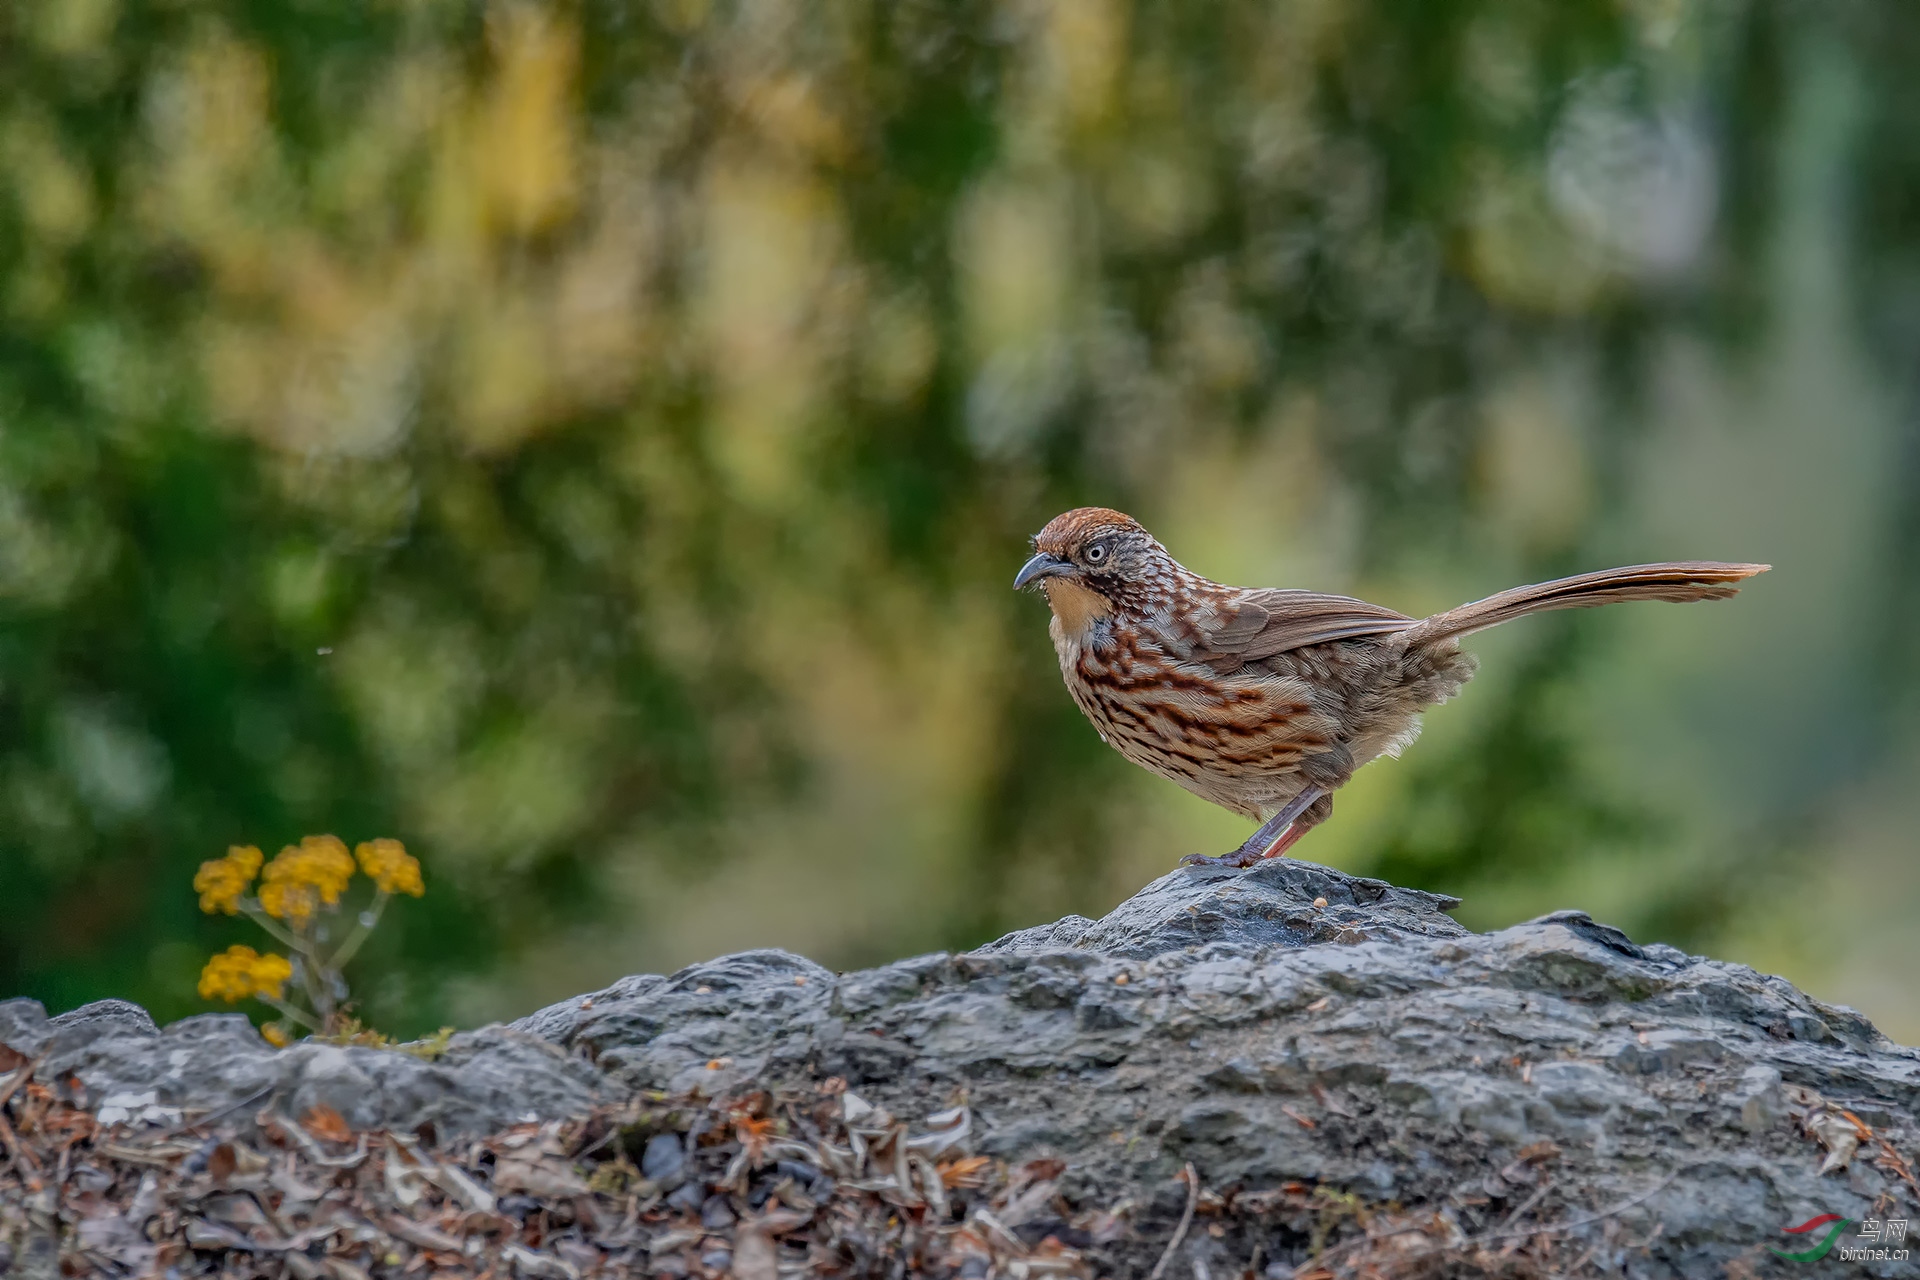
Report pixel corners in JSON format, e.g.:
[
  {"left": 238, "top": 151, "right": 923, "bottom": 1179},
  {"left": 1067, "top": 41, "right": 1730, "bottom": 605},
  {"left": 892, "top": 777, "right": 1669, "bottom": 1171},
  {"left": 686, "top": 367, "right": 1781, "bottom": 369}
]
[{"left": 1084, "top": 544, "right": 1107, "bottom": 564}]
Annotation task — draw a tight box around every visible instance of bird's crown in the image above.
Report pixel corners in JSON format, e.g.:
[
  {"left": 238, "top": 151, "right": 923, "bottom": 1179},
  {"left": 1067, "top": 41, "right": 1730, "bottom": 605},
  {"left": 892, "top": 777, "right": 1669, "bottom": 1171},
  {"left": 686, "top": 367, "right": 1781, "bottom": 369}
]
[{"left": 1032, "top": 507, "right": 1147, "bottom": 557}]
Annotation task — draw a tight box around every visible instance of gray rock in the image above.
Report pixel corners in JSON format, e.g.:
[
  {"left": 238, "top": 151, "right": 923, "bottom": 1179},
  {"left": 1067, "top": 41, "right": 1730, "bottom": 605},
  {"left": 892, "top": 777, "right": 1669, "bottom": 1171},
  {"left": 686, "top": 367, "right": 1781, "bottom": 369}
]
[
  {"left": 13, "top": 857, "right": 1918, "bottom": 1278},
  {"left": 519, "top": 861, "right": 1919, "bottom": 1277},
  {"left": 975, "top": 858, "right": 1466, "bottom": 956},
  {"left": 48, "top": 998, "right": 158, "bottom": 1040},
  {"left": 2, "top": 1002, "right": 613, "bottom": 1136},
  {"left": 0, "top": 998, "right": 52, "bottom": 1056},
  {"left": 641, "top": 1132, "right": 685, "bottom": 1182}
]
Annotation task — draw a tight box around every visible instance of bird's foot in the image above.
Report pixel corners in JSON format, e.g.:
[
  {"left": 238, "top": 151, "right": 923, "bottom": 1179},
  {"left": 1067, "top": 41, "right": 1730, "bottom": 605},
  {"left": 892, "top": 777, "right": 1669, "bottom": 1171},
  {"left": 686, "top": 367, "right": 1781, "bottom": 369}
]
[
  {"left": 1180, "top": 820, "right": 1309, "bottom": 870},
  {"left": 1179, "top": 847, "right": 1267, "bottom": 870}
]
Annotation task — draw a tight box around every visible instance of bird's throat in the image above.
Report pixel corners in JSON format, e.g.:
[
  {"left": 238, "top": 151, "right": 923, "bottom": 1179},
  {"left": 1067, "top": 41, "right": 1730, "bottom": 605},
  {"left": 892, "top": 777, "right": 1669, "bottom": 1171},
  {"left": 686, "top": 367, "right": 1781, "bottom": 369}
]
[{"left": 1043, "top": 578, "right": 1114, "bottom": 636}]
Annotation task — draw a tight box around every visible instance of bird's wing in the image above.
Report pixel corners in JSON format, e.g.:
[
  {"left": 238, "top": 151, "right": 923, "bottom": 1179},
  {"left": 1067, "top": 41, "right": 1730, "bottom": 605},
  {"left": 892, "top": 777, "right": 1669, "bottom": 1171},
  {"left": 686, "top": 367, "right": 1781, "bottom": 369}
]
[{"left": 1191, "top": 589, "right": 1415, "bottom": 660}]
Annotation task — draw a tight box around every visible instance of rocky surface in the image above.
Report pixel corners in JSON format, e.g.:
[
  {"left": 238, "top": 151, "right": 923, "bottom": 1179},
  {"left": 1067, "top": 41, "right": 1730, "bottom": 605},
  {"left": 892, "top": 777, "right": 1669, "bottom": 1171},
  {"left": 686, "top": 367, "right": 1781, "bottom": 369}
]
[
  {"left": 9, "top": 859, "right": 1919, "bottom": 1277},
  {"left": 0, "top": 997, "right": 610, "bottom": 1137}
]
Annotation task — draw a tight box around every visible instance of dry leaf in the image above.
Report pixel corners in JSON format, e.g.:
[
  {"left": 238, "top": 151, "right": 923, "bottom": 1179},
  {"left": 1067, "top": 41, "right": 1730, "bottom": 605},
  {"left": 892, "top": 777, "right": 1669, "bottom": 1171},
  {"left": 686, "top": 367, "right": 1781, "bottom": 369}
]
[
  {"left": 731, "top": 1227, "right": 779, "bottom": 1280},
  {"left": 1016, "top": 1157, "right": 1067, "bottom": 1185},
  {"left": 905, "top": 1106, "right": 971, "bottom": 1157},
  {"left": 207, "top": 1142, "right": 236, "bottom": 1185},
  {"left": 381, "top": 1213, "right": 466, "bottom": 1254},
  {"left": 1804, "top": 1109, "right": 1861, "bottom": 1174},
  {"left": 503, "top": 1243, "right": 580, "bottom": 1280},
  {"left": 493, "top": 1149, "right": 590, "bottom": 1198},
  {"left": 940, "top": 1155, "right": 993, "bottom": 1188},
  {"left": 300, "top": 1105, "right": 353, "bottom": 1145},
  {"left": 757, "top": 1207, "right": 813, "bottom": 1234}
]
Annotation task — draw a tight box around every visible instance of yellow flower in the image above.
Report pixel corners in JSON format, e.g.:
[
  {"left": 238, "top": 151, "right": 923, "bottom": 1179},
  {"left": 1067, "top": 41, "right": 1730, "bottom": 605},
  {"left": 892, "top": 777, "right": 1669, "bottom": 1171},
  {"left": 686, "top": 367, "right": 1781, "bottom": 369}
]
[
  {"left": 193, "top": 845, "right": 263, "bottom": 915},
  {"left": 257, "top": 875, "right": 313, "bottom": 922},
  {"left": 198, "top": 946, "right": 255, "bottom": 1001},
  {"left": 249, "top": 950, "right": 293, "bottom": 999},
  {"left": 258, "top": 834, "right": 357, "bottom": 921},
  {"left": 295, "top": 834, "right": 356, "bottom": 902},
  {"left": 355, "top": 838, "right": 424, "bottom": 897},
  {"left": 261, "top": 1022, "right": 292, "bottom": 1048},
  {"left": 197, "top": 945, "right": 292, "bottom": 1002}
]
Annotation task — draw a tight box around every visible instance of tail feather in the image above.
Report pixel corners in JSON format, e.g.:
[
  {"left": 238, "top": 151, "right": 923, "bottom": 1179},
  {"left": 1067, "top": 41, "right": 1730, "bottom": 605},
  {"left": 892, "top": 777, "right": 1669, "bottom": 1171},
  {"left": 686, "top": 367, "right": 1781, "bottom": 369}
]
[{"left": 1397, "top": 561, "right": 1770, "bottom": 650}]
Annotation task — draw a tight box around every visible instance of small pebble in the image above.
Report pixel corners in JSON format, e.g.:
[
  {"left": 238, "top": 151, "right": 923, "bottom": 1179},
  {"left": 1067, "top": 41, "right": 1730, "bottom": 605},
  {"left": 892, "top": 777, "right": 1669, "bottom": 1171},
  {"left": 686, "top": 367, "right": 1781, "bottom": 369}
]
[
  {"left": 1114, "top": 973, "right": 1130, "bottom": 985},
  {"left": 701, "top": 1193, "right": 737, "bottom": 1229},
  {"left": 1312, "top": 896, "right": 1328, "bottom": 908},
  {"left": 775, "top": 1158, "right": 822, "bottom": 1184},
  {"left": 497, "top": 1194, "right": 541, "bottom": 1221},
  {"left": 641, "top": 1132, "right": 684, "bottom": 1181}
]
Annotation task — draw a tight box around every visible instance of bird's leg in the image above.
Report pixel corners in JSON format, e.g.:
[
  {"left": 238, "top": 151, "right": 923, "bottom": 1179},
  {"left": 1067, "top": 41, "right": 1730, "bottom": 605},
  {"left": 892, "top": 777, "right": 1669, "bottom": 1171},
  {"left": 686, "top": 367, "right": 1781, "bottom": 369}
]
[
  {"left": 1180, "top": 787, "right": 1327, "bottom": 869},
  {"left": 1259, "top": 819, "right": 1315, "bottom": 860}
]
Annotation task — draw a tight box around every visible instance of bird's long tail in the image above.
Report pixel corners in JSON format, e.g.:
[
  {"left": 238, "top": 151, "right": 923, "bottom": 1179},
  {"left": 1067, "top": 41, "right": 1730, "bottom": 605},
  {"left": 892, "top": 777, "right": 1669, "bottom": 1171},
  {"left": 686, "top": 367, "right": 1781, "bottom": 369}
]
[{"left": 1396, "top": 561, "right": 1771, "bottom": 650}]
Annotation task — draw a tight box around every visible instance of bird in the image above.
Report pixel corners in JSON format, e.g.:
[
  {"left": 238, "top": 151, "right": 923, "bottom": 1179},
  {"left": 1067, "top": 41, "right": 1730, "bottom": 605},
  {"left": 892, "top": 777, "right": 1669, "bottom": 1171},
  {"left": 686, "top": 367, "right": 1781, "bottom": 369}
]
[{"left": 1014, "top": 507, "right": 1768, "bottom": 868}]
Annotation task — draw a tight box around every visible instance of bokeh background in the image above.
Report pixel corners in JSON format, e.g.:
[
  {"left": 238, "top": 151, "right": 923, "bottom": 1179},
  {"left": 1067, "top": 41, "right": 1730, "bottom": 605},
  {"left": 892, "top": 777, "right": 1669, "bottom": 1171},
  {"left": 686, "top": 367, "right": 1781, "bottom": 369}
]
[{"left": 2, "top": 0, "right": 1916, "bottom": 1042}]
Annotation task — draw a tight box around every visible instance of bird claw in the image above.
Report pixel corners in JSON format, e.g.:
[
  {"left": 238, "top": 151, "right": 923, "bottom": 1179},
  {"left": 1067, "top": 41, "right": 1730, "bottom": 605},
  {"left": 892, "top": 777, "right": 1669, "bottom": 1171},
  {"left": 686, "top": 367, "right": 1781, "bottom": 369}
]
[{"left": 1179, "top": 849, "right": 1264, "bottom": 870}]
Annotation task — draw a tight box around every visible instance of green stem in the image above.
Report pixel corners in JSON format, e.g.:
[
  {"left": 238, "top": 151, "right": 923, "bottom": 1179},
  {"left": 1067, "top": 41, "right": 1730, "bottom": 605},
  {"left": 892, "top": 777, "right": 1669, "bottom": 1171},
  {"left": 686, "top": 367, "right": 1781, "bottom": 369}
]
[
  {"left": 238, "top": 902, "right": 303, "bottom": 950},
  {"left": 258, "top": 995, "right": 320, "bottom": 1032},
  {"left": 290, "top": 931, "right": 332, "bottom": 1025},
  {"left": 326, "top": 890, "right": 390, "bottom": 971}
]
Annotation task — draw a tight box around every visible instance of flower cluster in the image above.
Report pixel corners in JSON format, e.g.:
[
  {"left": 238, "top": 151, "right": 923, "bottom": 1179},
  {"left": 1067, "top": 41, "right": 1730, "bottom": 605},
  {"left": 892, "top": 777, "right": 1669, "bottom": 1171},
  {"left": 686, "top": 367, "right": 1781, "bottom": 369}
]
[
  {"left": 193, "top": 845, "right": 264, "bottom": 914},
  {"left": 258, "top": 835, "right": 357, "bottom": 922},
  {"left": 191, "top": 833, "right": 425, "bottom": 1047},
  {"left": 355, "top": 838, "right": 425, "bottom": 897},
  {"left": 197, "top": 945, "right": 293, "bottom": 1002}
]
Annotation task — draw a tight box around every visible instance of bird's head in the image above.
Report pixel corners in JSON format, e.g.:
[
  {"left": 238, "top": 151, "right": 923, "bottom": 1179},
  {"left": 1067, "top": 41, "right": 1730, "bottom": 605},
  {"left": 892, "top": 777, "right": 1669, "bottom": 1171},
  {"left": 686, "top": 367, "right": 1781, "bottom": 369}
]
[{"left": 1014, "top": 507, "right": 1170, "bottom": 629}]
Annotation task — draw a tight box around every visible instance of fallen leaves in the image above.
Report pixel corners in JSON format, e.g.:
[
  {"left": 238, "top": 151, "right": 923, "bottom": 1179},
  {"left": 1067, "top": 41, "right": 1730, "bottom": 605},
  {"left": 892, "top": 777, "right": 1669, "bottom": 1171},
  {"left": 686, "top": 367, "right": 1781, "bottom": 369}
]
[
  {"left": 729, "top": 1224, "right": 778, "bottom": 1280},
  {"left": 1789, "top": 1084, "right": 1920, "bottom": 1200},
  {"left": 0, "top": 1050, "right": 1117, "bottom": 1280},
  {"left": 300, "top": 1105, "right": 354, "bottom": 1145},
  {"left": 1791, "top": 1085, "right": 1869, "bottom": 1174},
  {"left": 938, "top": 1155, "right": 992, "bottom": 1188},
  {"left": 12, "top": 1044, "right": 1902, "bottom": 1280}
]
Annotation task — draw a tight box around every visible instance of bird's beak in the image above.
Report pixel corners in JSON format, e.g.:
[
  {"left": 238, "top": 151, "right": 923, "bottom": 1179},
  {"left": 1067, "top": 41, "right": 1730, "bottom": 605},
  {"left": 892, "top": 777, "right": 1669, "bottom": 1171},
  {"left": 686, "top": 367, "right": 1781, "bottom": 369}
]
[{"left": 1014, "top": 551, "right": 1071, "bottom": 591}]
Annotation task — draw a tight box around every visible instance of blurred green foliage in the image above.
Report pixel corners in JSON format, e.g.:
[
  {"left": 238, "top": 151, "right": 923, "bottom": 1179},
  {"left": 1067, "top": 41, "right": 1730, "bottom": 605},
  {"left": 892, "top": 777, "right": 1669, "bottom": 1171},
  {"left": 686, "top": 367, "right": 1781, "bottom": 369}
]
[{"left": 1, "top": 0, "right": 1915, "bottom": 1039}]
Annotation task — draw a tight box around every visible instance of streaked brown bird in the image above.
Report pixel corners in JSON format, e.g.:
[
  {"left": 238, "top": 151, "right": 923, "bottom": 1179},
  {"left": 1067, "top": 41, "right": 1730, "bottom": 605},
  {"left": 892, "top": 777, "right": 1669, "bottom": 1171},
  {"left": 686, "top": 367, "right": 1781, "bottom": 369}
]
[{"left": 1015, "top": 507, "right": 1769, "bottom": 868}]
